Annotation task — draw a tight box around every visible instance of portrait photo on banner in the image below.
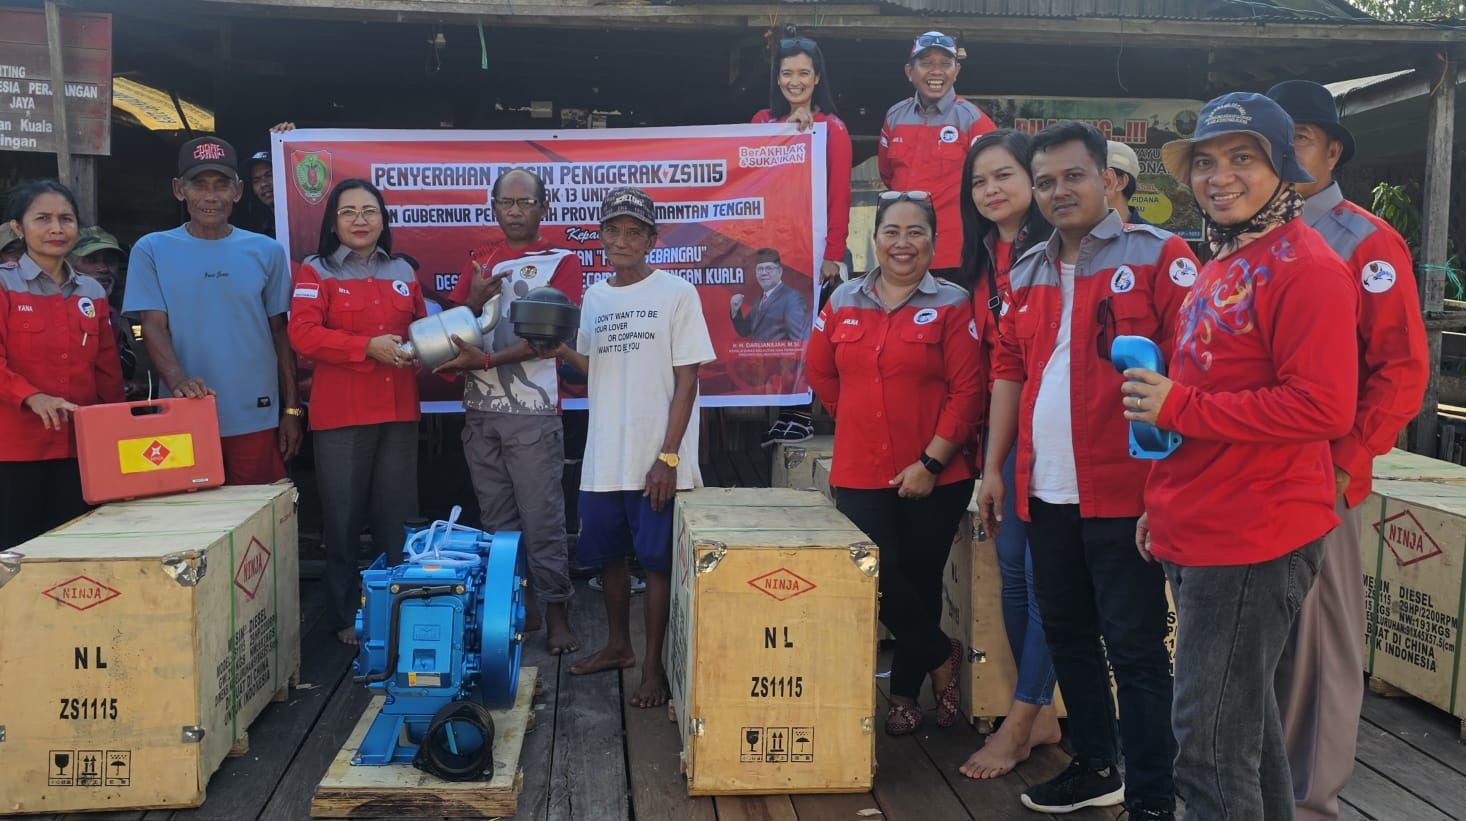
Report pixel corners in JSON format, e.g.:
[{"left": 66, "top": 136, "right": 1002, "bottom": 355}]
[{"left": 270, "top": 125, "right": 827, "bottom": 411}]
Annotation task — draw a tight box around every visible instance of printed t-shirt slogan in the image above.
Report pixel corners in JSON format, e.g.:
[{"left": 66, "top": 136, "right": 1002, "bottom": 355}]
[{"left": 271, "top": 125, "right": 826, "bottom": 410}]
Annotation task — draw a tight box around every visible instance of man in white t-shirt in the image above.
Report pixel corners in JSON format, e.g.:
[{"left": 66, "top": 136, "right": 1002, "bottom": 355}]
[{"left": 547, "top": 187, "right": 715, "bottom": 708}]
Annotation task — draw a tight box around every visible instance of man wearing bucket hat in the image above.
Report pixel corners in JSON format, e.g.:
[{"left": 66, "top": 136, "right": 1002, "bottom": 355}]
[
  {"left": 1125, "top": 92, "right": 1360, "bottom": 819},
  {"left": 1266, "top": 79, "right": 1428, "bottom": 821},
  {"left": 548, "top": 187, "right": 715, "bottom": 709}
]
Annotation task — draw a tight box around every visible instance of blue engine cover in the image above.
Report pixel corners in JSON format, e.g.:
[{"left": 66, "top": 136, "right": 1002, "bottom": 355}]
[
  {"left": 1111, "top": 335, "right": 1183, "bottom": 460},
  {"left": 350, "top": 511, "right": 525, "bottom": 766}
]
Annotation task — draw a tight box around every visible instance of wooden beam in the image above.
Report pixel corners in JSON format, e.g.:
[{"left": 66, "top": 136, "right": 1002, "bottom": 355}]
[
  {"left": 101, "top": 0, "right": 1466, "bottom": 48},
  {"left": 68, "top": 156, "right": 97, "bottom": 225},
  {"left": 43, "top": 0, "right": 73, "bottom": 187},
  {"left": 1415, "top": 49, "right": 1457, "bottom": 456}
]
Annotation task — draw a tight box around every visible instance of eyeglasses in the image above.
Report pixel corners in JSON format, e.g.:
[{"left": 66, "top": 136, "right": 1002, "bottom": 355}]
[
  {"left": 913, "top": 33, "right": 956, "bottom": 50},
  {"left": 780, "top": 37, "right": 818, "bottom": 52},
  {"left": 878, "top": 190, "right": 931, "bottom": 203},
  {"left": 492, "top": 197, "right": 541, "bottom": 210},
  {"left": 1095, "top": 297, "right": 1115, "bottom": 362},
  {"left": 337, "top": 206, "right": 382, "bottom": 222}
]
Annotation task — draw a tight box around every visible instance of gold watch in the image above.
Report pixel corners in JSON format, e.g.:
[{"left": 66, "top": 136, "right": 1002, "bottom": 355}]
[
  {"left": 658, "top": 452, "right": 680, "bottom": 468},
  {"left": 283, "top": 407, "right": 304, "bottom": 418}
]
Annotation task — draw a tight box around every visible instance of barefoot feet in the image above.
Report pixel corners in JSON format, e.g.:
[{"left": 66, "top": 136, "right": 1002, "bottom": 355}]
[
  {"left": 336, "top": 627, "right": 359, "bottom": 647},
  {"left": 568, "top": 646, "right": 635, "bottom": 676},
  {"left": 545, "top": 602, "right": 579, "bottom": 656},
  {"left": 959, "top": 704, "right": 1062, "bottom": 780},
  {"left": 629, "top": 667, "right": 670, "bottom": 708}
]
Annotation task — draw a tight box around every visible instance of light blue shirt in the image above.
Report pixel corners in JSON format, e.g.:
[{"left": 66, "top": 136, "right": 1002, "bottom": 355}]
[{"left": 124, "top": 225, "right": 290, "bottom": 437}]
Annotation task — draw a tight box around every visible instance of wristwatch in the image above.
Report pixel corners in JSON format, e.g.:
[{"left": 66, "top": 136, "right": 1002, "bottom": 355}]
[
  {"left": 658, "top": 452, "right": 680, "bottom": 468},
  {"left": 283, "top": 407, "right": 304, "bottom": 418},
  {"left": 919, "top": 453, "right": 944, "bottom": 475}
]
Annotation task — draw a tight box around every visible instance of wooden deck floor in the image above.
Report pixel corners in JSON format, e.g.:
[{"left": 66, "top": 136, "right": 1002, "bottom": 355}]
[{"left": 23, "top": 442, "right": 1466, "bottom": 820}]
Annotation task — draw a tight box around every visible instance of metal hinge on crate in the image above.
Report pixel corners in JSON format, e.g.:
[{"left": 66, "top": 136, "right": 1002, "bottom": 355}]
[
  {"left": 691, "top": 717, "right": 705, "bottom": 737},
  {"left": 783, "top": 447, "right": 808, "bottom": 470},
  {"left": 861, "top": 716, "right": 874, "bottom": 735},
  {"left": 0, "top": 551, "right": 23, "bottom": 591},
  {"left": 694, "top": 541, "right": 727, "bottom": 576},
  {"left": 848, "top": 543, "right": 878, "bottom": 577},
  {"left": 181, "top": 725, "right": 206, "bottom": 743},
  {"left": 968, "top": 648, "right": 988, "bottom": 664},
  {"left": 161, "top": 550, "right": 208, "bottom": 586},
  {"left": 0, "top": 725, "right": 7, "bottom": 742}
]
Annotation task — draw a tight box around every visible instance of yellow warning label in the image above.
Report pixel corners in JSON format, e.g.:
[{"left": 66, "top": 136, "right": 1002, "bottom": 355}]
[{"left": 117, "top": 434, "right": 196, "bottom": 474}]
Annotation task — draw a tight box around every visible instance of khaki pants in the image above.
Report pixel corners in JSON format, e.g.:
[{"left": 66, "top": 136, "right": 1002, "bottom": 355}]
[
  {"left": 462, "top": 410, "right": 572, "bottom": 603},
  {"left": 1275, "top": 498, "right": 1365, "bottom": 821}
]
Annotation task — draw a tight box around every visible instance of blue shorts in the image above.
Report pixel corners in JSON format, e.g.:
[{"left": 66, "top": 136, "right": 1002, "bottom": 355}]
[{"left": 576, "top": 490, "right": 674, "bottom": 573}]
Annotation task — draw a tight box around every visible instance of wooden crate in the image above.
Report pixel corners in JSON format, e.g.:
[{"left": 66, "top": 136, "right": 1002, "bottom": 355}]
[
  {"left": 311, "top": 667, "right": 539, "bottom": 818},
  {"left": 770, "top": 436, "right": 835, "bottom": 491},
  {"left": 0, "top": 484, "right": 300, "bottom": 814},
  {"left": 1371, "top": 447, "right": 1466, "bottom": 484},
  {"left": 812, "top": 457, "right": 833, "bottom": 503},
  {"left": 1361, "top": 479, "right": 1466, "bottom": 737},
  {"left": 942, "top": 491, "right": 1176, "bottom": 730},
  {"left": 669, "top": 488, "right": 878, "bottom": 795}
]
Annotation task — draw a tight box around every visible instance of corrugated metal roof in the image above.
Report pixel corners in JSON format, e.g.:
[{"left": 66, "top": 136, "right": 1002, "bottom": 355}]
[{"left": 683, "top": 0, "right": 1370, "bottom": 20}]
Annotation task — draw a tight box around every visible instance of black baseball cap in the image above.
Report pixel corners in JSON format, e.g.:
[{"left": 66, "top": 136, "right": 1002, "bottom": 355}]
[
  {"left": 1161, "top": 92, "right": 1313, "bottom": 185},
  {"left": 177, "top": 136, "right": 239, "bottom": 181},
  {"left": 244, "top": 150, "right": 271, "bottom": 175},
  {"left": 600, "top": 187, "right": 656, "bottom": 229},
  {"left": 1266, "top": 80, "right": 1356, "bottom": 167}
]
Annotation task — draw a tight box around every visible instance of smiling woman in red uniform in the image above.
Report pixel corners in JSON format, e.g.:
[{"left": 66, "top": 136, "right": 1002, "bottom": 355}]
[
  {"left": 288, "top": 178, "right": 427, "bottom": 646},
  {"left": 0, "top": 180, "right": 124, "bottom": 547},
  {"left": 807, "top": 191, "right": 983, "bottom": 735}
]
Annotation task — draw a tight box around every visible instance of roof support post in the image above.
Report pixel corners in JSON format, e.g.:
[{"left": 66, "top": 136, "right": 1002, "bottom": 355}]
[{"left": 1415, "top": 49, "right": 1456, "bottom": 456}]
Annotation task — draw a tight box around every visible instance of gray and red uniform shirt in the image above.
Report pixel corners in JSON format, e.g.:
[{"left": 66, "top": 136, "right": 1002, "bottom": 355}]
[
  {"left": 993, "top": 211, "right": 1197, "bottom": 521},
  {"left": 0, "top": 255, "right": 124, "bottom": 461},
  {"left": 1302, "top": 182, "right": 1429, "bottom": 508},
  {"left": 878, "top": 89, "right": 996, "bottom": 270}
]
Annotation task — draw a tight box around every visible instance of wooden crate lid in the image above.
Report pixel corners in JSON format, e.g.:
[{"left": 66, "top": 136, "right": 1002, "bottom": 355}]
[
  {"left": 678, "top": 487, "right": 831, "bottom": 508},
  {"left": 680, "top": 503, "right": 870, "bottom": 550},
  {"left": 1370, "top": 479, "right": 1466, "bottom": 516},
  {"left": 1372, "top": 449, "right": 1466, "bottom": 484},
  {"left": 11, "top": 485, "right": 292, "bottom": 561}
]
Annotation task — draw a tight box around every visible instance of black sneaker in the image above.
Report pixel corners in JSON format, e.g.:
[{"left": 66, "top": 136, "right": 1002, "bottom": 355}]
[{"left": 1020, "top": 759, "right": 1125, "bottom": 814}]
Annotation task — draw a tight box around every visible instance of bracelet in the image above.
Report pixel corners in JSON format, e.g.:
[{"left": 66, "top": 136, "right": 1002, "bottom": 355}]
[{"left": 483, "top": 350, "right": 493, "bottom": 371}]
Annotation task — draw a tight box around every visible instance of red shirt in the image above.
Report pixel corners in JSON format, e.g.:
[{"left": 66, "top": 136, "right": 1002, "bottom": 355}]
[
  {"left": 1148, "top": 219, "right": 1359, "bottom": 567},
  {"left": 287, "top": 247, "right": 426, "bottom": 431},
  {"left": 753, "top": 109, "right": 853, "bottom": 264},
  {"left": 807, "top": 271, "right": 983, "bottom": 489},
  {"left": 878, "top": 91, "right": 997, "bottom": 270},
  {"left": 970, "top": 236, "right": 1016, "bottom": 433},
  {"left": 0, "top": 256, "right": 124, "bottom": 461},
  {"left": 993, "top": 213, "right": 1197, "bottom": 521},
  {"left": 1303, "top": 184, "right": 1429, "bottom": 507}
]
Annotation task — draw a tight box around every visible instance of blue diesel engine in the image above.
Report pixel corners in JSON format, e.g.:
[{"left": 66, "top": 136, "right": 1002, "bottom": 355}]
[{"left": 351, "top": 508, "right": 526, "bottom": 780}]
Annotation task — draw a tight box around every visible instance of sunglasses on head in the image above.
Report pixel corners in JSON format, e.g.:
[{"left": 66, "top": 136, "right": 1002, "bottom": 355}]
[
  {"left": 878, "top": 190, "right": 932, "bottom": 203},
  {"left": 913, "top": 33, "right": 957, "bottom": 50},
  {"left": 780, "top": 37, "right": 818, "bottom": 52}
]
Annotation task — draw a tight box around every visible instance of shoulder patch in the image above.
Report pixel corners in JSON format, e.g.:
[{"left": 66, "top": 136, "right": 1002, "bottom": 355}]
[
  {"left": 294, "top": 284, "right": 319, "bottom": 299},
  {"left": 1168, "top": 257, "right": 1198, "bottom": 287},
  {"left": 1110, "top": 266, "right": 1136, "bottom": 294},
  {"left": 1361, "top": 260, "right": 1397, "bottom": 294}
]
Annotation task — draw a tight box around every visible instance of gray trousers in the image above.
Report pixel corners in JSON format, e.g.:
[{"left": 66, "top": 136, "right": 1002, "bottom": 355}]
[
  {"left": 1276, "top": 499, "right": 1364, "bottom": 821},
  {"left": 1166, "top": 539, "right": 1325, "bottom": 821},
  {"left": 315, "top": 422, "right": 419, "bottom": 631},
  {"left": 462, "top": 410, "right": 571, "bottom": 603}
]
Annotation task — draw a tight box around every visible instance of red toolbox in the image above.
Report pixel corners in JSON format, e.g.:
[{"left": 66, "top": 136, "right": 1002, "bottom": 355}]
[{"left": 74, "top": 397, "right": 225, "bottom": 503}]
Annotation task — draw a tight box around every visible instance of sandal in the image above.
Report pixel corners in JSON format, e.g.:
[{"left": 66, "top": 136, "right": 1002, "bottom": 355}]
[
  {"left": 885, "top": 700, "right": 924, "bottom": 736},
  {"left": 934, "top": 638, "right": 962, "bottom": 728}
]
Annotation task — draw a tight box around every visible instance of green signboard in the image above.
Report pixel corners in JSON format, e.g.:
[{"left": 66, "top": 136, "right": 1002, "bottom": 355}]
[{"left": 965, "top": 95, "right": 1206, "bottom": 240}]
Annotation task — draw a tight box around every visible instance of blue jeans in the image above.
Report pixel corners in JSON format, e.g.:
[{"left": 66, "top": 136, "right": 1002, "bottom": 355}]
[
  {"left": 1166, "top": 540, "right": 1325, "bottom": 821},
  {"left": 993, "top": 445, "right": 1056, "bottom": 706}
]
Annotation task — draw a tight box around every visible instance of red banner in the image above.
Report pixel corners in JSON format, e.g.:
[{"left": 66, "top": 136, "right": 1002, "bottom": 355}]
[{"left": 272, "top": 125, "right": 826, "bottom": 410}]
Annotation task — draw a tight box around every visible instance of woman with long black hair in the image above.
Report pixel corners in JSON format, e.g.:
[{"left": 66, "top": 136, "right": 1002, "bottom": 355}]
[
  {"left": 0, "top": 180, "right": 124, "bottom": 546},
  {"left": 955, "top": 129, "right": 1061, "bottom": 780},
  {"left": 752, "top": 35, "right": 853, "bottom": 445},
  {"left": 288, "top": 178, "right": 426, "bottom": 645}
]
